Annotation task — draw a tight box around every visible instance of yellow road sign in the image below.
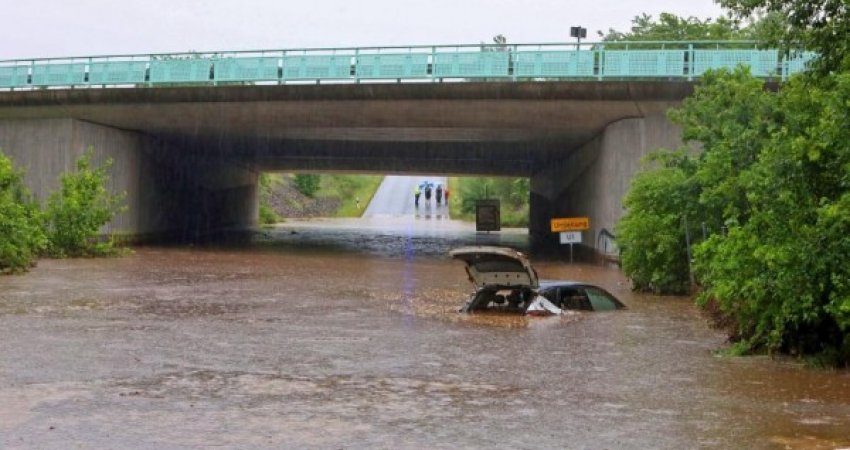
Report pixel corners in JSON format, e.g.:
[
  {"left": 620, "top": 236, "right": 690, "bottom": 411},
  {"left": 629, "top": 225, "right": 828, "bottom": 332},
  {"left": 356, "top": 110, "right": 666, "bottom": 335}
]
[{"left": 551, "top": 217, "right": 589, "bottom": 232}]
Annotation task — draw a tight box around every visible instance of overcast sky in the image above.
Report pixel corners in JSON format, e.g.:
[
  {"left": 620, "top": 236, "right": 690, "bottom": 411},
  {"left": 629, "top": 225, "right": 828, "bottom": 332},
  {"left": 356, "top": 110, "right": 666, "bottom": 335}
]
[{"left": 1, "top": 0, "right": 726, "bottom": 60}]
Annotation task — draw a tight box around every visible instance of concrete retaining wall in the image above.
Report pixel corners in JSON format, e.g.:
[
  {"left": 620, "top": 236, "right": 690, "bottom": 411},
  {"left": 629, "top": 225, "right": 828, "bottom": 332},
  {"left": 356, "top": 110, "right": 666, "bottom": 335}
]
[{"left": 530, "top": 113, "right": 683, "bottom": 256}]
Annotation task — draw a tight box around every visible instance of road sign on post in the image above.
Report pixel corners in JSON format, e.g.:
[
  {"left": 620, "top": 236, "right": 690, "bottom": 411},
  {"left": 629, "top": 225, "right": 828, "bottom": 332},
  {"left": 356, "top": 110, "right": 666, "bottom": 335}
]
[
  {"left": 559, "top": 231, "right": 582, "bottom": 244},
  {"left": 476, "top": 200, "right": 501, "bottom": 232},
  {"left": 551, "top": 217, "right": 589, "bottom": 263},
  {"left": 550, "top": 217, "right": 589, "bottom": 232}
]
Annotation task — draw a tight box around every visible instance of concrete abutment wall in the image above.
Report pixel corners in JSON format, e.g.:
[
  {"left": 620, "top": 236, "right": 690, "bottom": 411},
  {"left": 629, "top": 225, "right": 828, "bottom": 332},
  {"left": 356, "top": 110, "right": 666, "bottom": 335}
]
[
  {"left": 0, "top": 118, "right": 258, "bottom": 241},
  {"left": 530, "top": 113, "right": 683, "bottom": 258}
]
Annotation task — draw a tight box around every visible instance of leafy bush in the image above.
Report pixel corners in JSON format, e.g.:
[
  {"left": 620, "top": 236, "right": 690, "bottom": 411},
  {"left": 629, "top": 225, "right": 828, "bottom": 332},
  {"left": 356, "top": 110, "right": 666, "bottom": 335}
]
[
  {"left": 693, "top": 73, "right": 850, "bottom": 363},
  {"left": 259, "top": 204, "right": 280, "bottom": 225},
  {"left": 616, "top": 67, "right": 850, "bottom": 365},
  {"left": 616, "top": 151, "right": 699, "bottom": 294},
  {"left": 0, "top": 150, "right": 46, "bottom": 272},
  {"left": 43, "top": 148, "right": 126, "bottom": 257},
  {"left": 294, "top": 174, "right": 320, "bottom": 198}
]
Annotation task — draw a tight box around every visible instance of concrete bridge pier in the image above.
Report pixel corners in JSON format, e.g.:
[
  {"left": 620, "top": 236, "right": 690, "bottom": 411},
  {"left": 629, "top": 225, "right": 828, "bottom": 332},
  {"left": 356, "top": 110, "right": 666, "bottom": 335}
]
[
  {"left": 529, "top": 113, "right": 684, "bottom": 259},
  {"left": 0, "top": 118, "right": 258, "bottom": 242}
]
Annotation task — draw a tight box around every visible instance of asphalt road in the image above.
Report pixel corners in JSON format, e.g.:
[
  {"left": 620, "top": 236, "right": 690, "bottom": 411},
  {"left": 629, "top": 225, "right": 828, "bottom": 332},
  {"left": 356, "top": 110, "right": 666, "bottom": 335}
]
[{"left": 363, "top": 175, "right": 449, "bottom": 218}]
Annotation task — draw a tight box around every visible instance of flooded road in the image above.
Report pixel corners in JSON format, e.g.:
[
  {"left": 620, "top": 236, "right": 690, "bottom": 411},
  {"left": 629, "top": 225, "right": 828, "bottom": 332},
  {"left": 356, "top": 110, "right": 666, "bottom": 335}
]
[{"left": 1, "top": 219, "right": 849, "bottom": 449}]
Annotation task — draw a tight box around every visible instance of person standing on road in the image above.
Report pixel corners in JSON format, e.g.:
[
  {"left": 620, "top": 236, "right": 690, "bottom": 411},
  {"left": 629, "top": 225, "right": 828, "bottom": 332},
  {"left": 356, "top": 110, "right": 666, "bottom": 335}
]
[
  {"left": 424, "top": 185, "right": 432, "bottom": 204},
  {"left": 414, "top": 187, "right": 421, "bottom": 207},
  {"left": 436, "top": 184, "right": 443, "bottom": 205},
  {"left": 444, "top": 187, "right": 450, "bottom": 205}
]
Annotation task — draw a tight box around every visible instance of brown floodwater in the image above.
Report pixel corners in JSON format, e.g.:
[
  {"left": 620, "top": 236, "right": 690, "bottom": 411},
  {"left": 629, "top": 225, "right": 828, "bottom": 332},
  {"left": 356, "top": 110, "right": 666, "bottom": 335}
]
[{"left": 0, "top": 219, "right": 848, "bottom": 449}]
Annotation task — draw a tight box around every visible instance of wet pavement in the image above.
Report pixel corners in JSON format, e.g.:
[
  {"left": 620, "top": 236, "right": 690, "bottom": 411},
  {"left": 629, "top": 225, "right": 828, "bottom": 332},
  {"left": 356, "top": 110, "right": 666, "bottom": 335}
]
[
  {"left": 363, "top": 175, "right": 449, "bottom": 217},
  {"left": 1, "top": 218, "right": 849, "bottom": 449}
]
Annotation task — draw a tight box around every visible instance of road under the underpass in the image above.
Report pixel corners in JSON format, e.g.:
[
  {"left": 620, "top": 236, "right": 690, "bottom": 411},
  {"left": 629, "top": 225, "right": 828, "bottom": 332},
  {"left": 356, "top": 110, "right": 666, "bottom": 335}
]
[{"left": 363, "top": 175, "right": 450, "bottom": 219}]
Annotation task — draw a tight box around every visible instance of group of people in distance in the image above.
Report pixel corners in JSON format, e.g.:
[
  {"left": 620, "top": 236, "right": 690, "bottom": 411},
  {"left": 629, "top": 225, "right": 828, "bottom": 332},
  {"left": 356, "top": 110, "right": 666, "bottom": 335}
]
[{"left": 414, "top": 183, "right": 449, "bottom": 208}]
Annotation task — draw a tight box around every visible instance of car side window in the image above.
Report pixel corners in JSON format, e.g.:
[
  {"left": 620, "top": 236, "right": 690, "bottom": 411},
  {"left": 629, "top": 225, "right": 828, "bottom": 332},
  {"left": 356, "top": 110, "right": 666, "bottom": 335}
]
[
  {"left": 558, "top": 288, "right": 593, "bottom": 311},
  {"left": 585, "top": 287, "right": 619, "bottom": 311}
]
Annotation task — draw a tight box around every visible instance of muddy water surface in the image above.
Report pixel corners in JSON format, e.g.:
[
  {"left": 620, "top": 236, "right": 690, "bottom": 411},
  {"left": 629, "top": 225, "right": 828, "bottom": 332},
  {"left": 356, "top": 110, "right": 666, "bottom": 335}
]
[{"left": 0, "top": 220, "right": 848, "bottom": 449}]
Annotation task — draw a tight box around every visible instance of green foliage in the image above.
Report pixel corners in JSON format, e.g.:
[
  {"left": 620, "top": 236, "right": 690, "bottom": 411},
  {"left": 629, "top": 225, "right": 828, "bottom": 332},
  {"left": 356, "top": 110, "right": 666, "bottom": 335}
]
[
  {"left": 618, "top": 63, "right": 850, "bottom": 365},
  {"left": 294, "top": 174, "right": 321, "bottom": 198},
  {"left": 449, "top": 177, "right": 529, "bottom": 227},
  {"left": 693, "top": 73, "right": 850, "bottom": 363},
  {"left": 316, "top": 174, "right": 383, "bottom": 217},
  {"left": 258, "top": 173, "right": 281, "bottom": 225},
  {"left": 0, "top": 150, "right": 46, "bottom": 273},
  {"left": 43, "top": 148, "right": 126, "bottom": 257},
  {"left": 671, "top": 67, "right": 777, "bottom": 222},
  {"left": 616, "top": 151, "right": 699, "bottom": 294},
  {"left": 598, "top": 12, "right": 751, "bottom": 42},
  {"left": 719, "top": 0, "right": 849, "bottom": 73},
  {"left": 259, "top": 205, "right": 280, "bottom": 225}
]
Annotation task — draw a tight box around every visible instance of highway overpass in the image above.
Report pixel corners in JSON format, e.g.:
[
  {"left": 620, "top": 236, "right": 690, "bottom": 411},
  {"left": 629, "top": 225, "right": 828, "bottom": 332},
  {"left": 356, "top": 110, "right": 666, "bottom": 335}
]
[{"left": 0, "top": 42, "right": 807, "bottom": 251}]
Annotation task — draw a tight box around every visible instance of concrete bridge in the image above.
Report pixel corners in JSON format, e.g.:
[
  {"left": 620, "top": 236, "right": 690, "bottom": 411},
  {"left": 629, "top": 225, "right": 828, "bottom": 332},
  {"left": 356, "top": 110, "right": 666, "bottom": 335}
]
[{"left": 0, "top": 42, "right": 808, "bottom": 251}]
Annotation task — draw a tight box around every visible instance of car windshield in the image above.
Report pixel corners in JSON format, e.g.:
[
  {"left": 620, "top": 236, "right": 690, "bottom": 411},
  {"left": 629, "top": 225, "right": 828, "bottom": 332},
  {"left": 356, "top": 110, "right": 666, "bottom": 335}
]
[{"left": 585, "top": 287, "right": 620, "bottom": 311}]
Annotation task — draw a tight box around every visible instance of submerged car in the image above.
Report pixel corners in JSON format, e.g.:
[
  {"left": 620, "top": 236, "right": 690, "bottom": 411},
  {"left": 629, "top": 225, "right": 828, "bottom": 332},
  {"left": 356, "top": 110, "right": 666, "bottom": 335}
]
[{"left": 449, "top": 246, "right": 625, "bottom": 316}]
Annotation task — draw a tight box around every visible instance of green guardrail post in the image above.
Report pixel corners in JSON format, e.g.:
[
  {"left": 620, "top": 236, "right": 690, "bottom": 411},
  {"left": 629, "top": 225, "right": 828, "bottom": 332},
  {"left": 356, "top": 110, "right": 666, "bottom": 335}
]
[
  {"left": 279, "top": 50, "right": 285, "bottom": 85},
  {"left": 211, "top": 55, "right": 217, "bottom": 87},
  {"left": 511, "top": 44, "right": 517, "bottom": 82},
  {"left": 354, "top": 48, "right": 360, "bottom": 84},
  {"left": 430, "top": 46, "right": 437, "bottom": 83},
  {"left": 146, "top": 55, "right": 152, "bottom": 88},
  {"left": 597, "top": 46, "right": 604, "bottom": 81},
  {"left": 687, "top": 44, "right": 694, "bottom": 81},
  {"left": 782, "top": 51, "right": 788, "bottom": 81}
]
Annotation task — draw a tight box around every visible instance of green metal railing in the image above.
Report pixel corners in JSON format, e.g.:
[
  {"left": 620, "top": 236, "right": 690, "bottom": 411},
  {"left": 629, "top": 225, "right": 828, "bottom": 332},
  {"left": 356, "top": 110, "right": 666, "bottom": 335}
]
[{"left": 0, "top": 42, "right": 816, "bottom": 90}]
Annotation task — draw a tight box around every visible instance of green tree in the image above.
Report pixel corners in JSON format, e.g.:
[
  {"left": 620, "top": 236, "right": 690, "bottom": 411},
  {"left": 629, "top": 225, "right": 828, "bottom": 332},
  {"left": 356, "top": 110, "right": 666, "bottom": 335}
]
[
  {"left": 0, "top": 150, "right": 46, "bottom": 273},
  {"left": 694, "top": 73, "right": 850, "bottom": 363},
  {"left": 615, "top": 3, "right": 850, "bottom": 366},
  {"left": 598, "top": 12, "right": 748, "bottom": 42},
  {"left": 44, "top": 148, "right": 126, "bottom": 257},
  {"left": 719, "top": 0, "right": 849, "bottom": 73},
  {"left": 452, "top": 176, "right": 529, "bottom": 227},
  {"left": 670, "top": 68, "right": 777, "bottom": 223},
  {"left": 597, "top": 11, "right": 787, "bottom": 45},
  {"left": 618, "top": 65, "right": 850, "bottom": 364},
  {"left": 616, "top": 151, "right": 700, "bottom": 294},
  {"left": 618, "top": 67, "right": 772, "bottom": 293}
]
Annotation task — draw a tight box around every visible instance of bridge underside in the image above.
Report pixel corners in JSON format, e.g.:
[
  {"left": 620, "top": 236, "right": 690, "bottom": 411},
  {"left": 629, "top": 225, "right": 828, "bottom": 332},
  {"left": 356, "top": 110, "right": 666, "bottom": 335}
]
[{"left": 0, "top": 81, "right": 690, "bottom": 249}]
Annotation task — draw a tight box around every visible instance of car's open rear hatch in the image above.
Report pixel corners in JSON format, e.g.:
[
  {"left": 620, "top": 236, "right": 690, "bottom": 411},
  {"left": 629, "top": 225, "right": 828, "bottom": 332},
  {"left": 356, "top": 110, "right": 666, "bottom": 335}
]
[{"left": 449, "top": 246, "right": 539, "bottom": 290}]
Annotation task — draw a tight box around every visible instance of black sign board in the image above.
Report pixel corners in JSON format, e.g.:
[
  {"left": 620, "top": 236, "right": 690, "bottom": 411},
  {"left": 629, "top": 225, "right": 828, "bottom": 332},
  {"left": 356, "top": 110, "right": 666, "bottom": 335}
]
[
  {"left": 570, "top": 26, "right": 587, "bottom": 38},
  {"left": 475, "top": 199, "right": 501, "bottom": 232}
]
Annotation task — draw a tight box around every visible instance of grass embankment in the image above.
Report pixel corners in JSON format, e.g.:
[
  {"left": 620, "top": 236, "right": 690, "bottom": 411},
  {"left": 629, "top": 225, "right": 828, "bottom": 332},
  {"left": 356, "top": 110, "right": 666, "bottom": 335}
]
[
  {"left": 318, "top": 174, "right": 384, "bottom": 217},
  {"left": 260, "top": 173, "right": 384, "bottom": 222},
  {"left": 447, "top": 176, "right": 529, "bottom": 227}
]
